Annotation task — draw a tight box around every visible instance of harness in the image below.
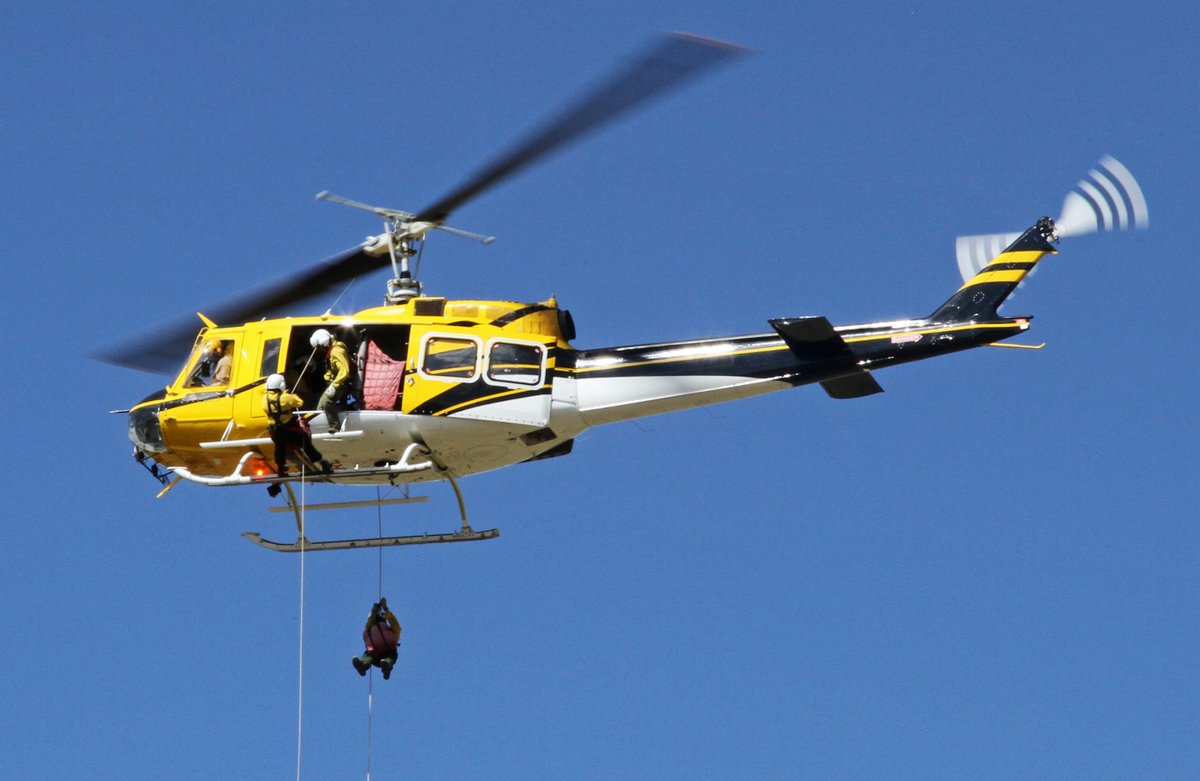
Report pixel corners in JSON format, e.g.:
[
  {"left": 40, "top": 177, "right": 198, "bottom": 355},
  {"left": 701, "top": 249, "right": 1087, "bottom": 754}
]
[{"left": 266, "top": 392, "right": 295, "bottom": 432}]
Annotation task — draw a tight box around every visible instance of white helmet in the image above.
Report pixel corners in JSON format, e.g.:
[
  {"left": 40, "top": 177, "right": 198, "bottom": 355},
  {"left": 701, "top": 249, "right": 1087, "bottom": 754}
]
[
  {"left": 266, "top": 373, "right": 286, "bottom": 391},
  {"left": 310, "top": 329, "right": 332, "bottom": 349}
]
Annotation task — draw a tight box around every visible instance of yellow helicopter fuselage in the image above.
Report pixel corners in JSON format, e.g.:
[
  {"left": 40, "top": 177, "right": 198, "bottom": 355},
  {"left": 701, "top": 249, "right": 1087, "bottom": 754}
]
[{"left": 129, "top": 296, "right": 582, "bottom": 486}]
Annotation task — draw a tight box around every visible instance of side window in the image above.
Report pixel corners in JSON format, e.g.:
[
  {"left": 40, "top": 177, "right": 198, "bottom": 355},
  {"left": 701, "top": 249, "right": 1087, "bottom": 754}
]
[
  {"left": 421, "top": 336, "right": 479, "bottom": 381},
  {"left": 487, "top": 341, "right": 544, "bottom": 386},
  {"left": 260, "top": 338, "right": 282, "bottom": 378}
]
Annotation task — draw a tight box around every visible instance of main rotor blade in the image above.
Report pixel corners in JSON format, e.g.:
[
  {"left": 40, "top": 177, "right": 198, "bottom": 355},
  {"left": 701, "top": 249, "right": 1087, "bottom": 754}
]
[
  {"left": 414, "top": 32, "right": 747, "bottom": 225},
  {"left": 98, "top": 244, "right": 387, "bottom": 373},
  {"left": 102, "top": 32, "right": 745, "bottom": 375}
]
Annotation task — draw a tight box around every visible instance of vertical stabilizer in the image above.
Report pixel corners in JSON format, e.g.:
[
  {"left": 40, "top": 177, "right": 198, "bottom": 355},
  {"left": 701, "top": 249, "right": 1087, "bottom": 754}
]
[{"left": 929, "top": 218, "right": 1057, "bottom": 323}]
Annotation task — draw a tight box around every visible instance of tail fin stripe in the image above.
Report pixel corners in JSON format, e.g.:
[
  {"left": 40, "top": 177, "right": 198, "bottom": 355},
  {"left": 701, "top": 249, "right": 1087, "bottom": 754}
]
[
  {"left": 981, "top": 261, "right": 1038, "bottom": 272},
  {"left": 960, "top": 269, "right": 1029, "bottom": 288},
  {"left": 930, "top": 220, "right": 1057, "bottom": 323}
]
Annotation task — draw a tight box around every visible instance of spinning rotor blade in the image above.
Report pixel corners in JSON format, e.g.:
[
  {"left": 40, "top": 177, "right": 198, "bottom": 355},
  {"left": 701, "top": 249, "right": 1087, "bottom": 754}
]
[
  {"left": 102, "top": 32, "right": 745, "bottom": 375},
  {"left": 1055, "top": 155, "right": 1149, "bottom": 238},
  {"left": 954, "top": 155, "right": 1148, "bottom": 283},
  {"left": 414, "top": 32, "right": 747, "bottom": 225},
  {"left": 98, "top": 244, "right": 386, "bottom": 373}
]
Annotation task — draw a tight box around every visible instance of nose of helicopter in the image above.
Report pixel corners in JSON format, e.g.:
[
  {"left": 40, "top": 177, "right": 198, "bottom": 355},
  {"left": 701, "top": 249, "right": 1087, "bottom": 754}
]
[{"left": 128, "top": 394, "right": 167, "bottom": 454}]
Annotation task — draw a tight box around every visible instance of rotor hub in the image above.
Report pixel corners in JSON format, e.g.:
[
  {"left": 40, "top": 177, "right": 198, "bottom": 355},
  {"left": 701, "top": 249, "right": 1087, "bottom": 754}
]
[{"left": 386, "top": 273, "right": 422, "bottom": 304}]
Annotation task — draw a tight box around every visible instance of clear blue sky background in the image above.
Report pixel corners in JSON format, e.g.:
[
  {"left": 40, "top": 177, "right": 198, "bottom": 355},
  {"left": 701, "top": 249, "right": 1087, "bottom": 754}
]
[{"left": 2, "top": 2, "right": 1196, "bottom": 779}]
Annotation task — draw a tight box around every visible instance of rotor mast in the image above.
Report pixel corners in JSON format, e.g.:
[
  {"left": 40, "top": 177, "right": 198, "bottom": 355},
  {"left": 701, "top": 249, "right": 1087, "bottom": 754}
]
[{"left": 315, "top": 191, "right": 494, "bottom": 305}]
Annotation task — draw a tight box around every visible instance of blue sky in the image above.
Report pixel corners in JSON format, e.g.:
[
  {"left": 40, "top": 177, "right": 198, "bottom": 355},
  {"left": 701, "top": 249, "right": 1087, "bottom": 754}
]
[{"left": 2, "top": 2, "right": 1196, "bottom": 779}]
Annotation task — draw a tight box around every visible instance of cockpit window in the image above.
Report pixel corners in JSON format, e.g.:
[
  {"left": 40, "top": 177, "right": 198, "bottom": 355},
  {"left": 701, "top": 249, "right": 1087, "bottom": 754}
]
[{"left": 186, "top": 339, "right": 234, "bottom": 387}]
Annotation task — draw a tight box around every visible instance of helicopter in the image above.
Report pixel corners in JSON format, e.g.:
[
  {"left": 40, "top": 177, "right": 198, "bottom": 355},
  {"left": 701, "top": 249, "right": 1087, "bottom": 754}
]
[{"left": 104, "top": 34, "right": 1146, "bottom": 552}]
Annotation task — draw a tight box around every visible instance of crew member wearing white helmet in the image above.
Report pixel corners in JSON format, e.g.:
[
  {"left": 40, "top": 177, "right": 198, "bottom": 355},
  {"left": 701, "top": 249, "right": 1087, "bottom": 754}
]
[
  {"left": 310, "top": 328, "right": 352, "bottom": 434},
  {"left": 262, "top": 373, "right": 331, "bottom": 490}
]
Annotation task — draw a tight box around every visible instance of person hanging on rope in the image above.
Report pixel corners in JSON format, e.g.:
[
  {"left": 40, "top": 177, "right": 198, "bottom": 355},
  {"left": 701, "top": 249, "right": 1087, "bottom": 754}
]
[
  {"left": 263, "top": 373, "right": 332, "bottom": 496},
  {"left": 353, "top": 597, "right": 402, "bottom": 679},
  {"left": 310, "top": 328, "right": 352, "bottom": 434}
]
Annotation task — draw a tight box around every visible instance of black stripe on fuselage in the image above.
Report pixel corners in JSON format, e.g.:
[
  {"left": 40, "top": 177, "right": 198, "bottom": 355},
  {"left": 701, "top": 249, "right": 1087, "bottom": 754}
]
[
  {"left": 408, "top": 380, "right": 551, "bottom": 417},
  {"left": 489, "top": 304, "right": 554, "bottom": 328},
  {"left": 568, "top": 320, "right": 1029, "bottom": 384}
]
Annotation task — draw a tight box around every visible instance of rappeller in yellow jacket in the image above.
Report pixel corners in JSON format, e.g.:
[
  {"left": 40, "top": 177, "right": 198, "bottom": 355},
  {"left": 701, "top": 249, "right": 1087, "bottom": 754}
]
[
  {"left": 311, "top": 328, "right": 351, "bottom": 434},
  {"left": 262, "top": 373, "right": 331, "bottom": 496}
]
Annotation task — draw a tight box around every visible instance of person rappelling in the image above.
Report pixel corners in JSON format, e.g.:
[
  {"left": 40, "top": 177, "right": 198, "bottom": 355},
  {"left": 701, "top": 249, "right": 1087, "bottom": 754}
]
[
  {"left": 353, "top": 598, "right": 401, "bottom": 679},
  {"left": 263, "top": 373, "right": 332, "bottom": 496}
]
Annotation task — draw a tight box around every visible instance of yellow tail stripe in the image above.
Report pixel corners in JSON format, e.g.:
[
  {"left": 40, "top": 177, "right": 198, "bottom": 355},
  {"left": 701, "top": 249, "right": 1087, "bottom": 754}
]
[
  {"left": 961, "top": 269, "right": 1029, "bottom": 288},
  {"left": 988, "top": 250, "right": 1044, "bottom": 266}
]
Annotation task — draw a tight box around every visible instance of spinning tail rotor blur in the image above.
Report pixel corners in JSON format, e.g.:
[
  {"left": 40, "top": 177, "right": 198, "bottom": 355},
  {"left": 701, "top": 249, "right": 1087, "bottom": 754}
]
[{"left": 955, "top": 155, "right": 1149, "bottom": 284}]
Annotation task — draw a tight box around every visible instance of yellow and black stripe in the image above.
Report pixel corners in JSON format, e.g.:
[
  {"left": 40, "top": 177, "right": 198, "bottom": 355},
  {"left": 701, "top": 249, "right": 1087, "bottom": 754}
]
[{"left": 929, "top": 217, "right": 1057, "bottom": 323}]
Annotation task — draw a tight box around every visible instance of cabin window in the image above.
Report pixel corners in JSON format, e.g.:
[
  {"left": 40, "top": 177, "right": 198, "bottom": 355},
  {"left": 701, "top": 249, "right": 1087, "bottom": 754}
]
[
  {"left": 421, "top": 336, "right": 479, "bottom": 381},
  {"left": 260, "top": 338, "right": 281, "bottom": 378},
  {"left": 487, "top": 341, "right": 544, "bottom": 386}
]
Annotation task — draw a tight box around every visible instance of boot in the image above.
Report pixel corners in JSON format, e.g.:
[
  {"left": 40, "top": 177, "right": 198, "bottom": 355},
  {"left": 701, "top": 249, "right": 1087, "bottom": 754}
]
[{"left": 352, "top": 657, "right": 369, "bottom": 677}]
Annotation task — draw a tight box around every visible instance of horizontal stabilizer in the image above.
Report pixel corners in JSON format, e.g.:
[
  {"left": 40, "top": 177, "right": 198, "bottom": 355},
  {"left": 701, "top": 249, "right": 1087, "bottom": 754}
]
[
  {"left": 769, "top": 316, "right": 853, "bottom": 362},
  {"left": 770, "top": 317, "right": 884, "bottom": 399},
  {"left": 821, "top": 371, "right": 884, "bottom": 399}
]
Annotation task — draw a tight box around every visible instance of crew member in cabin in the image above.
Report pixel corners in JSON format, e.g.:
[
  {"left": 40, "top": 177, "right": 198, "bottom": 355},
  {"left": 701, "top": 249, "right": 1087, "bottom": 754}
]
[
  {"left": 187, "top": 338, "right": 232, "bottom": 387},
  {"left": 310, "top": 328, "right": 352, "bottom": 434},
  {"left": 208, "top": 339, "right": 232, "bottom": 386},
  {"left": 353, "top": 597, "right": 402, "bottom": 679}
]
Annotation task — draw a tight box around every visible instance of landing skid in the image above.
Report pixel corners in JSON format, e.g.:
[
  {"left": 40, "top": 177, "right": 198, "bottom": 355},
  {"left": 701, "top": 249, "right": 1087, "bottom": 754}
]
[
  {"left": 243, "top": 471, "right": 499, "bottom": 553},
  {"left": 242, "top": 527, "right": 499, "bottom": 552}
]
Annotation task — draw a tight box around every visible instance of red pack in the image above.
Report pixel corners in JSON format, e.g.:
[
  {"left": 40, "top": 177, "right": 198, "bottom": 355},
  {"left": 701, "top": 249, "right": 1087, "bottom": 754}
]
[
  {"left": 364, "top": 621, "right": 397, "bottom": 656},
  {"left": 362, "top": 340, "right": 405, "bottom": 411}
]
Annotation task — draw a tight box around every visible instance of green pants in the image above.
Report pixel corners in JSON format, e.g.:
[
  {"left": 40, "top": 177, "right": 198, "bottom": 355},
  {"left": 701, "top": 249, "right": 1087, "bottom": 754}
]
[{"left": 318, "top": 384, "right": 347, "bottom": 431}]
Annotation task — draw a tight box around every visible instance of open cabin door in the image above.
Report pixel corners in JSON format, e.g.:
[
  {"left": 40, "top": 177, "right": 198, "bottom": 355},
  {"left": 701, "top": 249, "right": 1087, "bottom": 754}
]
[{"left": 403, "top": 324, "right": 554, "bottom": 428}]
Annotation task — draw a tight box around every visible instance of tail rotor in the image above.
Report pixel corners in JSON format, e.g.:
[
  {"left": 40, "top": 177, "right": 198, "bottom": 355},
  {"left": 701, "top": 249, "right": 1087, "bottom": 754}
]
[{"left": 954, "top": 155, "right": 1149, "bottom": 283}]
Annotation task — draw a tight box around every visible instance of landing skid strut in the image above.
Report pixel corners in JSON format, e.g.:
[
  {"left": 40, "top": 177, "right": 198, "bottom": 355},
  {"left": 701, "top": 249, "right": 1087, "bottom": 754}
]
[{"left": 242, "top": 471, "right": 499, "bottom": 552}]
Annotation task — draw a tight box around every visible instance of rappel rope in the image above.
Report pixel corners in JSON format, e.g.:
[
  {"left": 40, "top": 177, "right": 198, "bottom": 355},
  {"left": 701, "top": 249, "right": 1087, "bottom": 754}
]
[
  {"left": 295, "top": 465, "right": 307, "bottom": 781},
  {"left": 366, "top": 485, "right": 384, "bottom": 781},
  {"left": 291, "top": 346, "right": 322, "bottom": 395},
  {"left": 295, "top": 473, "right": 392, "bottom": 781}
]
